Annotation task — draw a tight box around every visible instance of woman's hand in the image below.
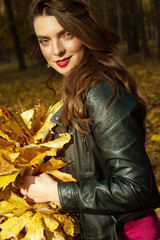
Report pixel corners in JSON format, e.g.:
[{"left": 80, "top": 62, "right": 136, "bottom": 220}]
[{"left": 20, "top": 173, "right": 60, "bottom": 203}]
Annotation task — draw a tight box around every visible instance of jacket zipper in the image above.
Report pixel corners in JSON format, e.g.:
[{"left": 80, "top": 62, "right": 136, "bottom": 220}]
[
  {"left": 81, "top": 134, "right": 88, "bottom": 151},
  {"left": 81, "top": 133, "right": 91, "bottom": 172}
]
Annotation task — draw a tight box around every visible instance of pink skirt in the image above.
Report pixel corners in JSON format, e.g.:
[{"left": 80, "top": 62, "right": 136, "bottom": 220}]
[
  {"left": 105, "top": 210, "right": 160, "bottom": 240},
  {"left": 75, "top": 211, "right": 160, "bottom": 240}
]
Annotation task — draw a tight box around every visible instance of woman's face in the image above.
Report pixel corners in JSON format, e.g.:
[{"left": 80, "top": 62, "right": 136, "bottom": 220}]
[{"left": 34, "top": 15, "right": 86, "bottom": 75}]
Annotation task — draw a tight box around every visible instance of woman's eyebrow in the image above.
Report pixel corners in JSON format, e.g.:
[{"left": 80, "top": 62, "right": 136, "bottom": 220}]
[
  {"left": 37, "top": 35, "right": 50, "bottom": 39},
  {"left": 57, "top": 30, "right": 66, "bottom": 37},
  {"left": 37, "top": 30, "right": 67, "bottom": 39}
]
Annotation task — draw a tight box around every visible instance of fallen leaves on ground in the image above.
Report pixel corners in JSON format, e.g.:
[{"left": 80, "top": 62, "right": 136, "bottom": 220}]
[{"left": 127, "top": 56, "right": 160, "bottom": 200}]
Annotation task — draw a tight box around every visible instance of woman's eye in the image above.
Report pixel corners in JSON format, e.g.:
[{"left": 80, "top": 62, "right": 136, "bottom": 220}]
[
  {"left": 64, "top": 32, "right": 72, "bottom": 39},
  {"left": 39, "top": 39, "right": 49, "bottom": 46}
]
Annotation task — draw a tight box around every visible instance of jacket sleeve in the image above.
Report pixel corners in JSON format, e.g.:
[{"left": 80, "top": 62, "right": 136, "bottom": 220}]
[{"left": 58, "top": 81, "right": 153, "bottom": 215}]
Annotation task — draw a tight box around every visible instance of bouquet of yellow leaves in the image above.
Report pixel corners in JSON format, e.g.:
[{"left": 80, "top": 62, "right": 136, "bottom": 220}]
[{"left": 0, "top": 100, "right": 80, "bottom": 240}]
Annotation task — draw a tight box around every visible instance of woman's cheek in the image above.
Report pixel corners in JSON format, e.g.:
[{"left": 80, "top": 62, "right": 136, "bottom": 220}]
[
  {"left": 68, "top": 39, "right": 84, "bottom": 53},
  {"left": 40, "top": 47, "right": 51, "bottom": 61}
]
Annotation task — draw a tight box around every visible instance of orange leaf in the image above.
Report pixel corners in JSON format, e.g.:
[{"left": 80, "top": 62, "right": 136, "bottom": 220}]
[{"left": 0, "top": 153, "right": 19, "bottom": 175}]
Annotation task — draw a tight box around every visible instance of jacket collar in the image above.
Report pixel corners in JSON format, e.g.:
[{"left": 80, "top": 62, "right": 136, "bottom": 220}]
[{"left": 50, "top": 104, "right": 63, "bottom": 125}]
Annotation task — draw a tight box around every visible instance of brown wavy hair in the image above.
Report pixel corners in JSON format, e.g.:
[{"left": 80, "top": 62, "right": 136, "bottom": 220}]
[{"left": 29, "top": 0, "right": 147, "bottom": 132}]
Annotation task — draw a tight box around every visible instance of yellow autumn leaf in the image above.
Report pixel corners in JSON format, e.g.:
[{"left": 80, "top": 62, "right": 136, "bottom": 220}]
[
  {"left": 38, "top": 157, "right": 68, "bottom": 172},
  {"left": 44, "top": 169, "right": 76, "bottom": 182},
  {"left": 24, "top": 212, "right": 45, "bottom": 240},
  {"left": 22, "top": 133, "right": 71, "bottom": 153},
  {"left": 33, "top": 203, "right": 51, "bottom": 210},
  {"left": 0, "top": 211, "right": 33, "bottom": 240},
  {"left": 0, "top": 129, "right": 19, "bottom": 146},
  {"left": 0, "top": 149, "right": 20, "bottom": 163},
  {"left": 43, "top": 229, "right": 55, "bottom": 240},
  {"left": 45, "top": 227, "right": 68, "bottom": 240},
  {"left": 0, "top": 137, "right": 16, "bottom": 152},
  {"left": 21, "top": 143, "right": 40, "bottom": 150},
  {"left": 53, "top": 229, "right": 66, "bottom": 240},
  {"left": 32, "top": 100, "right": 47, "bottom": 133},
  {"left": 15, "top": 147, "right": 47, "bottom": 165},
  {"left": 14, "top": 113, "right": 34, "bottom": 144},
  {"left": 0, "top": 172, "right": 19, "bottom": 190},
  {"left": 33, "top": 121, "right": 56, "bottom": 144},
  {"left": 34, "top": 121, "right": 56, "bottom": 143},
  {"left": 0, "top": 216, "right": 21, "bottom": 239},
  {"left": 0, "top": 190, "right": 31, "bottom": 216},
  {"left": 0, "top": 154, "right": 19, "bottom": 175},
  {"left": 7, "top": 191, "right": 31, "bottom": 216},
  {"left": 40, "top": 133, "right": 71, "bottom": 151},
  {"left": 21, "top": 165, "right": 34, "bottom": 177},
  {"left": 33, "top": 100, "right": 63, "bottom": 144},
  {"left": 25, "top": 133, "right": 71, "bottom": 152},
  {"left": 45, "top": 100, "right": 63, "bottom": 120},
  {"left": 0, "top": 106, "right": 32, "bottom": 145},
  {"left": 0, "top": 201, "right": 17, "bottom": 215},
  {"left": 42, "top": 213, "right": 59, "bottom": 232},
  {"left": 8, "top": 152, "right": 20, "bottom": 163},
  {"left": 18, "top": 211, "right": 34, "bottom": 229},
  {"left": 21, "top": 108, "right": 36, "bottom": 130},
  {"left": 151, "top": 134, "right": 160, "bottom": 142},
  {"left": 29, "top": 148, "right": 57, "bottom": 166},
  {"left": 53, "top": 214, "right": 75, "bottom": 237},
  {"left": 33, "top": 203, "right": 58, "bottom": 214}
]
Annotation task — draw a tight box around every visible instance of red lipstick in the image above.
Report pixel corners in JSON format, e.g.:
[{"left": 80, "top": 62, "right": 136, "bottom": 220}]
[{"left": 56, "top": 56, "right": 72, "bottom": 67}]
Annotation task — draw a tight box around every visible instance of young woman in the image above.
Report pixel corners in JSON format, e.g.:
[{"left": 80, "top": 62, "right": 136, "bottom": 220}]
[{"left": 20, "top": 0, "right": 160, "bottom": 239}]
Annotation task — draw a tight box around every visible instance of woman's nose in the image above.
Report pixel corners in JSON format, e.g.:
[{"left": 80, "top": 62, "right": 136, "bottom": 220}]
[{"left": 52, "top": 40, "right": 65, "bottom": 56}]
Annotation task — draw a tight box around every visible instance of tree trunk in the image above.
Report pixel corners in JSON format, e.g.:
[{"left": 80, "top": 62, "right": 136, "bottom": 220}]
[
  {"left": 121, "top": 0, "right": 140, "bottom": 54},
  {"left": 129, "top": 0, "right": 141, "bottom": 53},
  {"left": 4, "top": 0, "right": 26, "bottom": 70},
  {"left": 155, "top": 0, "right": 160, "bottom": 58},
  {"left": 101, "top": 0, "right": 108, "bottom": 24},
  {"left": 137, "top": 0, "right": 150, "bottom": 57},
  {"left": 146, "top": 12, "right": 154, "bottom": 40},
  {"left": 116, "top": 0, "right": 123, "bottom": 41}
]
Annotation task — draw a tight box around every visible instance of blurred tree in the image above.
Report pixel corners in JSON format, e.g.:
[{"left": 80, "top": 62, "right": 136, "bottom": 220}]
[
  {"left": 155, "top": 0, "right": 160, "bottom": 58},
  {"left": 145, "top": 1, "right": 156, "bottom": 40},
  {"left": 116, "top": 0, "right": 123, "bottom": 41},
  {"left": 0, "top": 14, "right": 11, "bottom": 62},
  {"left": 90, "top": 0, "right": 108, "bottom": 24},
  {"left": 0, "top": 0, "right": 12, "bottom": 62},
  {"left": 137, "top": 0, "right": 150, "bottom": 57},
  {"left": 100, "top": 0, "right": 108, "bottom": 24},
  {"left": 4, "top": 0, "right": 26, "bottom": 70},
  {"left": 12, "top": 0, "right": 31, "bottom": 50},
  {"left": 121, "top": 0, "right": 140, "bottom": 54}
]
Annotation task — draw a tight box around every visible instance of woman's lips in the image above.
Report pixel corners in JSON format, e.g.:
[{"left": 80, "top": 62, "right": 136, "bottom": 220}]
[{"left": 56, "top": 56, "right": 72, "bottom": 67}]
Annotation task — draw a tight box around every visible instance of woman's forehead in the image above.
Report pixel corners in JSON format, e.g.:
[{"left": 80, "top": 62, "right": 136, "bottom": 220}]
[{"left": 34, "top": 15, "right": 65, "bottom": 36}]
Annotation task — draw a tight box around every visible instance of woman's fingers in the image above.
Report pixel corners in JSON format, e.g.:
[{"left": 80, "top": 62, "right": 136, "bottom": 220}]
[
  {"left": 23, "top": 194, "right": 36, "bottom": 203},
  {"left": 19, "top": 173, "right": 59, "bottom": 203},
  {"left": 20, "top": 187, "right": 27, "bottom": 196}
]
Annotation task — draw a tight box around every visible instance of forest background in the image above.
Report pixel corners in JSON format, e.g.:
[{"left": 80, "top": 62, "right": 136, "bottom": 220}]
[{"left": 0, "top": 0, "right": 160, "bottom": 216}]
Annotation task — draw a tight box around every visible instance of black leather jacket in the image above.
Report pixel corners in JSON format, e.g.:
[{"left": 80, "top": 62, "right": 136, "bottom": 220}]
[{"left": 51, "top": 81, "right": 160, "bottom": 240}]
